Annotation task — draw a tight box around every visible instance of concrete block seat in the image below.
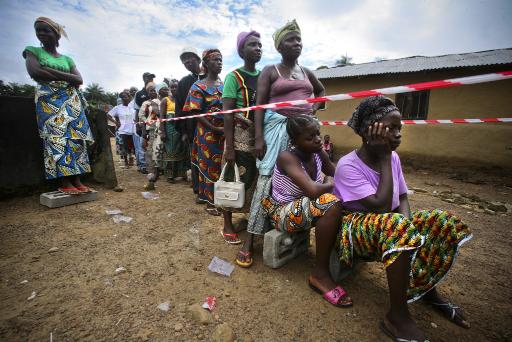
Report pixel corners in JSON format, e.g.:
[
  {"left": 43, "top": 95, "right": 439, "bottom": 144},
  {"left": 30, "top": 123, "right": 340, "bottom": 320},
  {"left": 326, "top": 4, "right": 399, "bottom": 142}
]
[
  {"left": 40, "top": 190, "right": 97, "bottom": 208},
  {"left": 262, "top": 229, "right": 359, "bottom": 281}
]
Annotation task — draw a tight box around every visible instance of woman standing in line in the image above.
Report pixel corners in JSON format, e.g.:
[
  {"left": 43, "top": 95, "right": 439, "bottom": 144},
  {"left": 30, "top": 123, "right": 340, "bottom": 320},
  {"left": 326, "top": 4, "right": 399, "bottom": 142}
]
[
  {"left": 160, "top": 79, "right": 188, "bottom": 182},
  {"left": 23, "top": 17, "right": 94, "bottom": 194},
  {"left": 139, "top": 82, "right": 160, "bottom": 190},
  {"left": 237, "top": 20, "right": 325, "bottom": 265},
  {"left": 183, "top": 49, "right": 224, "bottom": 215},
  {"left": 220, "top": 31, "right": 262, "bottom": 247}
]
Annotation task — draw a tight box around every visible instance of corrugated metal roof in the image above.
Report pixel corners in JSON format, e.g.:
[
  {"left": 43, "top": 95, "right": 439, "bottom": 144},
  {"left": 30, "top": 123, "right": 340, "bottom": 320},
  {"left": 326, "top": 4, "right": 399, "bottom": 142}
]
[{"left": 314, "top": 48, "right": 512, "bottom": 79}]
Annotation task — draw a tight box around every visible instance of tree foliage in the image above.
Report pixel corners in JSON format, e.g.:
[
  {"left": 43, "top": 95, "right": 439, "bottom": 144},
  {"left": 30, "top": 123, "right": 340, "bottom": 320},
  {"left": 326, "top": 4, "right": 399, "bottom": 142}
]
[
  {"left": 83, "top": 83, "right": 118, "bottom": 106},
  {"left": 0, "top": 81, "right": 36, "bottom": 97},
  {"left": 335, "top": 54, "right": 354, "bottom": 67}
]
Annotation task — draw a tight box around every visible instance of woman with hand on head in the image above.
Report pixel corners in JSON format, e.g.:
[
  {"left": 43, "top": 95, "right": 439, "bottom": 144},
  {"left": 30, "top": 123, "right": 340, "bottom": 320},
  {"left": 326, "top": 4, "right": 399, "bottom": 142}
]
[
  {"left": 334, "top": 96, "right": 472, "bottom": 342},
  {"left": 23, "top": 17, "right": 94, "bottom": 194},
  {"left": 239, "top": 19, "right": 326, "bottom": 265},
  {"left": 183, "top": 49, "right": 224, "bottom": 215},
  {"left": 261, "top": 115, "right": 352, "bottom": 307},
  {"left": 220, "top": 31, "right": 262, "bottom": 248}
]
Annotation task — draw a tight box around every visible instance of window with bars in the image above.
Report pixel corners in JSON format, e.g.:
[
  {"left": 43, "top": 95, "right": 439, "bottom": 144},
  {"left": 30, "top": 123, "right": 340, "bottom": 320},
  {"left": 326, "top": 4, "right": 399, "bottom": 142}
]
[{"left": 395, "top": 90, "right": 429, "bottom": 119}]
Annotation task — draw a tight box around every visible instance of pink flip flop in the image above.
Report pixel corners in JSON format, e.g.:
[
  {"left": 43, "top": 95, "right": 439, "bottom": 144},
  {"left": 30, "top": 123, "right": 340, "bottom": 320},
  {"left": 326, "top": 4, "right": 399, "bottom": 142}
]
[{"left": 309, "top": 281, "right": 353, "bottom": 307}]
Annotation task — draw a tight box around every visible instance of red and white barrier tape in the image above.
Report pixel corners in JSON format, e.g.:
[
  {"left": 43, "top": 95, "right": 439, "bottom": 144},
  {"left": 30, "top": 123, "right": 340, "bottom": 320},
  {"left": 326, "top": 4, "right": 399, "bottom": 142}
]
[
  {"left": 142, "top": 70, "right": 512, "bottom": 124},
  {"left": 320, "top": 118, "right": 512, "bottom": 126}
]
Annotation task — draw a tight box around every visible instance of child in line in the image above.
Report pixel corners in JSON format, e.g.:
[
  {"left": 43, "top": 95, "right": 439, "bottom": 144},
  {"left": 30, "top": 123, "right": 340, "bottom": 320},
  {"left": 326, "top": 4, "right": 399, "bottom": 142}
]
[
  {"left": 322, "top": 134, "right": 334, "bottom": 161},
  {"left": 261, "top": 115, "right": 353, "bottom": 307}
]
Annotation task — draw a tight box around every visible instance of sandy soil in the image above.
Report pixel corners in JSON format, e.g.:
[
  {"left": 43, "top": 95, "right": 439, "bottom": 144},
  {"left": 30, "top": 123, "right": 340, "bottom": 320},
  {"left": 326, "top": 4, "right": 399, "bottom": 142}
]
[{"left": 1, "top": 153, "right": 511, "bottom": 341}]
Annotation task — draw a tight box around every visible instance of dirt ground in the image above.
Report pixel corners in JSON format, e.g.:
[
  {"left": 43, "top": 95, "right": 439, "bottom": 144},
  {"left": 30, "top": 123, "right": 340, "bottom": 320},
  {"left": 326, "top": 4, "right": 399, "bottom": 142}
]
[{"left": 1, "top": 151, "right": 511, "bottom": 341}]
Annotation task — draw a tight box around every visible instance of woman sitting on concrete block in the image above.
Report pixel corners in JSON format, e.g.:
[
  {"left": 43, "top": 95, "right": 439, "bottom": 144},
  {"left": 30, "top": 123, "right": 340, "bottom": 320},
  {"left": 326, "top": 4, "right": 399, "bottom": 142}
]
[{"left": 333, "top": 96, "right": 472, "bottom": 342}]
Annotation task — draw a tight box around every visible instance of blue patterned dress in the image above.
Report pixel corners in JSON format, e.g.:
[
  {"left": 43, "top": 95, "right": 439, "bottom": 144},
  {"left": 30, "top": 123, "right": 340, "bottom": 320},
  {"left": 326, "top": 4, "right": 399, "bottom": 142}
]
[{"left": 23, "top": 46, "right": 94, "bottom": 179}]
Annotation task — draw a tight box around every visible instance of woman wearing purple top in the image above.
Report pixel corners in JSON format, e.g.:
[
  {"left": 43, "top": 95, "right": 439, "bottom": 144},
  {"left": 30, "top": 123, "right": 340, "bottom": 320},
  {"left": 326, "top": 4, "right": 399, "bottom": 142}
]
[{"left": 334, "top": 96, "right": 472, "bottom": 342}]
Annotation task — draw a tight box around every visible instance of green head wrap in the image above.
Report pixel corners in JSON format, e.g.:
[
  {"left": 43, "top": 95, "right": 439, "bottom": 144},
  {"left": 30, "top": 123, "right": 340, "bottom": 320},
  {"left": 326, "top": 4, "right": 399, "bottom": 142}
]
[{"left": 272, "top": 19, "right": 301, "bottom": 50}]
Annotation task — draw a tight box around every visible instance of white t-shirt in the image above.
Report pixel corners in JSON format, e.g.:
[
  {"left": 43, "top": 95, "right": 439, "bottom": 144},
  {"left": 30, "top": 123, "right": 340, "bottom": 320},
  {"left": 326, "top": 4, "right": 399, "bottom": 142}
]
[
  {"left": 128, "top": 99, "right": 136, "bottom": 112},
  {"left": 108, "top": 105, "right": 135, "bottom": 135}
]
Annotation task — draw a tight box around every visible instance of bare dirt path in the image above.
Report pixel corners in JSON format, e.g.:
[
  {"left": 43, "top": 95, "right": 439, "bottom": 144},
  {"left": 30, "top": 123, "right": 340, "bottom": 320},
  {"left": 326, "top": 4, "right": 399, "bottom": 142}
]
[{"left": 1, "top": 159, "right": 511, "bottom": 341}]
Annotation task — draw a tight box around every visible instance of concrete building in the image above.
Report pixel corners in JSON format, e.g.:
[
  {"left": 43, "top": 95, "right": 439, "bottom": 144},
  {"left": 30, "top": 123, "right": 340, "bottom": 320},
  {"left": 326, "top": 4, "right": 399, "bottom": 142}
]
[{"left": 314, "top": 49, "right": 512, "bottom": 171}]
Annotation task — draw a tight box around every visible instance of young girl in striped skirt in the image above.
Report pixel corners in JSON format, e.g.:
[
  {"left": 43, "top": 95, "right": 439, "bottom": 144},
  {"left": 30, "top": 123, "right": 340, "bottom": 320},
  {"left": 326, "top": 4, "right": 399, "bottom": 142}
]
[{"left": 261, "top": 115, "right": 353, "bottom": 308}]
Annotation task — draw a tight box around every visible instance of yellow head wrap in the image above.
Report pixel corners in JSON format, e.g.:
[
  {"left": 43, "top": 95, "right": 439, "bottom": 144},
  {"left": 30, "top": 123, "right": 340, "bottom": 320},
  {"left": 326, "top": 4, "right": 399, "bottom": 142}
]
[
  {"left": 34, "top": 17, "right": 69, "bottom": 40},
  {"left": 272, "top": 19, "right": 301, "bottom": 50}
]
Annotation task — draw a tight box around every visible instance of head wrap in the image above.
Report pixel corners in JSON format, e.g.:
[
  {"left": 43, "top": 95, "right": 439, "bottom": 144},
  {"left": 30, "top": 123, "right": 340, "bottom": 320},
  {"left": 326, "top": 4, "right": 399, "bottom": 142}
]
[
  {"left": 34, "top": 17, "right": 68, "bottom": 40},
  {"left": 180, "top": 47, "right": 200, "bottom": 60},
  {"left": 155, "top": 82, "right": 169, "bottom": 93},
  {"left": 145, "top": 81, "right": 156, "bottom": 91},
  {"left": 272, "top": 19, "right": 300, "bottom": 50},
  {"left": 237, "top": 30, "right": 261, "bottom": 58},
  {"left": 347, "top": 96, "right": 399, "bottom": 136},
  {"left": 201, "top": 49, "right": 222, "bottom": 74}
]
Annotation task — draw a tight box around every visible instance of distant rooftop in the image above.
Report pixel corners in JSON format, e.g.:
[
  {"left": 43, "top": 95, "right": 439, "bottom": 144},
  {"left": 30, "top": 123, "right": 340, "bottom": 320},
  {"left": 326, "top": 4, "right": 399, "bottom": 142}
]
[{"left": 314, "top": 48, "right": 512, "bottom": 79}]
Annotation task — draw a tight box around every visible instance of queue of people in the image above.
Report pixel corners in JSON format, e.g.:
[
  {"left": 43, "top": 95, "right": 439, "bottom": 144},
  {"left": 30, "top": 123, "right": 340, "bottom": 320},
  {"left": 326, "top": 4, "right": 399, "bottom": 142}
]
[{"left": 23, "top": 16, "right": 473, "bottom": 342}]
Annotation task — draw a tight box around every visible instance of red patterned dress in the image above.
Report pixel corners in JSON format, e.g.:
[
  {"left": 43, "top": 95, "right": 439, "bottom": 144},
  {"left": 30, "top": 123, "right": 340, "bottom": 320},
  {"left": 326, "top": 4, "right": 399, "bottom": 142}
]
[{"left": 183, "top": 80, "right": 224, "bottom": 204}]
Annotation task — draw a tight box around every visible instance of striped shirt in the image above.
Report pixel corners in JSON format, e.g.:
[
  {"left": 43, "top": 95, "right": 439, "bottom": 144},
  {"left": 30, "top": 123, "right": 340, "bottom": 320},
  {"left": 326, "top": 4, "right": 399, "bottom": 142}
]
[{"left": 272, "top": 152, "right": 323, "bottom": 204}]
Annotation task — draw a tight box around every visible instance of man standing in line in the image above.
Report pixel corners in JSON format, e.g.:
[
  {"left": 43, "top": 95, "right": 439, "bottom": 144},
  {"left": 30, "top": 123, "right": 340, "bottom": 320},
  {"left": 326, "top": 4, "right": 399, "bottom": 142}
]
[
  {"left": 133, "top": 73, "right": 155, "bottom": 173},
  {"left": 175, "top": 48, "right": 203, "bottom": 197}
]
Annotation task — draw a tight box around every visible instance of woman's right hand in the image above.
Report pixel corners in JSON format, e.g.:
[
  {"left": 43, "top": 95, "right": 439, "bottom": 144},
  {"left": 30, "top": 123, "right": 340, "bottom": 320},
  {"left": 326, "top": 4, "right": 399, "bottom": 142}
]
[
  {"left": 253, "top": 137, "right": 266, "bottom": 160},
  {"left": 322, "top": 175, "right": 334, "bottom": 192},
  {"left": 224, "top": 146, "right": 236, "bottom": 165},
  {"left": 323, "top": 175, "right": 334, "bottom": 185},
  {"left": 366, "top": 123, "right": 392, "bottom": 159}
]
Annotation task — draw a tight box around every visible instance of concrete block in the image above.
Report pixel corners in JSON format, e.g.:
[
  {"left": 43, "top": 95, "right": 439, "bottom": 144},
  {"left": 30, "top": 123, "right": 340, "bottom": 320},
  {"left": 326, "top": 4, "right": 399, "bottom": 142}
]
[
  {"left": 263, "top": 229, "right": 310, "bottom": 269},
  {"left": 40, "top": 190, "right": 97, "bottom": 208},
  {"left": 329, "top": 250, "right": 361, "bottom": 282}
]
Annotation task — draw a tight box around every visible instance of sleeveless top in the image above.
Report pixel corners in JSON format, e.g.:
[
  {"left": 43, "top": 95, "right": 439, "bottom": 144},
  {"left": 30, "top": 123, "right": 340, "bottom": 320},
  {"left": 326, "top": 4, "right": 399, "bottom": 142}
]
[
  {"left": 272, "top": 152, "right": 323, "bottom": 204},
  {"left": 268, "top": 64, "right": 314, "bottom": 117}
]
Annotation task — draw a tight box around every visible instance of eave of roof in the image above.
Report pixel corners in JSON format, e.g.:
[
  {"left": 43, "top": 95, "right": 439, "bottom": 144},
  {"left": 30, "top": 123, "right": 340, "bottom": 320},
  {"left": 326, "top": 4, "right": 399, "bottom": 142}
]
[{"left": 314, "top": 48, "right": 512, "bottom": 79}]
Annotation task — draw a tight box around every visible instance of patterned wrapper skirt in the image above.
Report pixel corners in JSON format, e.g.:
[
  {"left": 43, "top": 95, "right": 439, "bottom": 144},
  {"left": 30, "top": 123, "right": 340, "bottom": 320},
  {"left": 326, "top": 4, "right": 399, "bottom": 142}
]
[
  {"left": 35, "top": 82, "right": 94, "bottom": 180},
  {"left": 191, "top": 118, "right": 224, "bottom": 205},
  {"left": 337, "top": 209, "right": 473, "bottom": 303},
  {"left": 162, "top": 114, "right": 188, "bottom": 178},
  {"left": 261, "top": 193, "right": 339, "bottom": 232}
]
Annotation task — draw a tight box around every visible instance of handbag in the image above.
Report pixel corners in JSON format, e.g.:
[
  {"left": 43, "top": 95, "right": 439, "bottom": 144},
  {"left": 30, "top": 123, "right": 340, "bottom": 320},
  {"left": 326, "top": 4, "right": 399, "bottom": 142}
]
[{"left": 214, "top": 163, "right": 245, "bottom": 209}]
